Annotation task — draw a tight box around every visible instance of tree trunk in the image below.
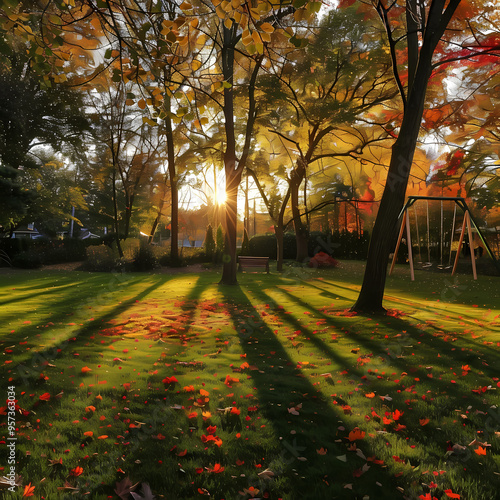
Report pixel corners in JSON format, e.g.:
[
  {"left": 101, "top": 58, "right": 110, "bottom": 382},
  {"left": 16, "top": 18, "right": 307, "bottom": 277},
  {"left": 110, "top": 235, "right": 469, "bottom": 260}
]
[
  {"left": 220, "top": 170, "right": 241, "bottom": 284},
  {"left": 352, "top": 0, "right": 461, "bottom": 314},
  {"left": 111, "top": 168, "right": 123, "bottom": 258},
  {"left": 275, "top": 223, "right": 284, "bottom": 272},
  {"left": 352, "top": 71, "right": 431, "bottom": 313},
  {"left": 219, "top": 23, "right": 239, "bottom": 285},
  {"left": 164, "top": 94, "right": 179, "bottom": 265},
  {"left": 290, "top": 172, "right": 308, "bottom": 262}
]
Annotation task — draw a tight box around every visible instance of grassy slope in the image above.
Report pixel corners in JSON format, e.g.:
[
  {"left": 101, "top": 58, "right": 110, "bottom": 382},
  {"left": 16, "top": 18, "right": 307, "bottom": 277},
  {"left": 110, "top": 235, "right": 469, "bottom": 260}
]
[{"left": 0, "top": 261, "right": 499, "bottom": 499}]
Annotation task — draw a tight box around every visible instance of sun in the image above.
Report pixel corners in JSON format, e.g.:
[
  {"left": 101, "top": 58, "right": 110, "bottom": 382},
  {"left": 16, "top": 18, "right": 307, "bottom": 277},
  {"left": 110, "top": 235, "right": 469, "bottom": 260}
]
[{"left": 214, "top": 190, "right": 226, "bottom": 205}]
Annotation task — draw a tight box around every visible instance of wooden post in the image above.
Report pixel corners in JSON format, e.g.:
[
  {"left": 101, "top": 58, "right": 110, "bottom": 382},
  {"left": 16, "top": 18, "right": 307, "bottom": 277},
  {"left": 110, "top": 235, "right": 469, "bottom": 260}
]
[
  {"left": 452, "top": 215, "right": 467, "bottom": 276},
  {"left": 406, "top": 208, "right": 414, "bottom": 281},
  {"left": 389, "top": 211, "right": 406, "bottom": 276},
  {"left": 466, "top": 211, "right": 477, "bottom": 280}
]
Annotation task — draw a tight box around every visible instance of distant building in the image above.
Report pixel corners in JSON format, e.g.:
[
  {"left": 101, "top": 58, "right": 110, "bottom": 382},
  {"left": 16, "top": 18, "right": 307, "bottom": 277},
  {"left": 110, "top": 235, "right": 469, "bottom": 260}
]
[{"left": 11, "top": 224, "right": 42, "bottom": 239}]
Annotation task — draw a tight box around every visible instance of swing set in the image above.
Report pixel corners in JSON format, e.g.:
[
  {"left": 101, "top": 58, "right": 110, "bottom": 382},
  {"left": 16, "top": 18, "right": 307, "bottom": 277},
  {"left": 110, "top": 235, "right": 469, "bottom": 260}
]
[{"left": 389, "top": 196, "right": 500, "bottom": 281}]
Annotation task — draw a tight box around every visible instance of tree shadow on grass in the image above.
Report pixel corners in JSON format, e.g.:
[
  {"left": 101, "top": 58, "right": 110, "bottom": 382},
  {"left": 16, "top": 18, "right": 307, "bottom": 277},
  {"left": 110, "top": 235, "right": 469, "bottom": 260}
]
[
  {"left": 217, "top": 282, "right": 411, "bottom": 500},
  {"left": 264, "top": 283, "right": 500, "bottom": 499}
]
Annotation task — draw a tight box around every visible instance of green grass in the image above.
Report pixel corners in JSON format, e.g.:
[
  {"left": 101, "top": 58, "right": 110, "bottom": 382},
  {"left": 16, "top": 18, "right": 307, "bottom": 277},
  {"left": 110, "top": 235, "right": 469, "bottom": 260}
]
[{"left": 1, "top": 261, "right": 499, "bottom": 499}]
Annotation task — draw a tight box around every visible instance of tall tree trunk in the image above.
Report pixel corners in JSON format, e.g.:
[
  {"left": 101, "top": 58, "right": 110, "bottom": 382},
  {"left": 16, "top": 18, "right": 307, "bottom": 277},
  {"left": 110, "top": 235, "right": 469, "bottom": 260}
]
[
  {"left": 275, "top": 223, "right": 284, "bottom": 272},
  {"left": 290, "top": 170, "right": 308, "bottom": 262},
  {"left": 164, "top": 94, "right": 179, "bottom": 265},
  {"left": 111, "top": 168, "right": 123, "bottom": 258},
  {"left": 351, "top": 0, "right": 461, "bottom": 314},
  {"left": 221, "top": 170, "right": 241, "bottom": 284},
  {"left": 219, "top": 23, "right": 239, "bottom": 285},
  {"left": 276, "top": 189, "right": 291, "bottom": 272},
  {"left": 352, "top": 70, "right": 432, "bottom": 313}
]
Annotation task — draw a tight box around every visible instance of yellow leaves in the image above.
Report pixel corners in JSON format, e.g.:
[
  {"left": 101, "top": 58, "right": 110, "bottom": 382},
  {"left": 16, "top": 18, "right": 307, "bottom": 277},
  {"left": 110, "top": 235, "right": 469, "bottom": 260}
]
[
  {"left": 196, "top": 34, "right": 208, "bottom": 47},
  {"left": 260, "top": 22, "right": 274, "bottom": 33},
  {"left": 249, "top": 7, "right": 260, "bottom": 20},
  {"left": 216, "top": 6, "right": 226, "bottom": 19},
  {"left": 179, "top": 1, "right": 193, "bottom": 10},
  {"left": 142, "top": 117, "right": 157, "bottom": 127},
  {"left": 224, "top": 18, "right": 233, "bottom": 29},
  {"left": 252, "top": 31, "right": 261, "bottom": 45},
  {"left": 137, "top": 99, "right": 147, "bottom": 110},
  {"left": 191, "top": 59, "right": 202, "bottom": 71},
  {"left": 190, "top": 18, "right": 199, "bottom": 29},
  {"left": 90, "top": 17, "right": 101, "bottom": 31}
]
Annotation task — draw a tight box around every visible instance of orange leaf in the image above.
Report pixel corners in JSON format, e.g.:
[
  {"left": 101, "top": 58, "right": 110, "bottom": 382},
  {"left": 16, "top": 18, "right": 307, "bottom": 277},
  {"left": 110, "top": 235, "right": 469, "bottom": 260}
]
[
  {"left": 364, "top": 392, "right": 376, "bottom": 398},
  {"left": 348, "top": 428, "right": 365, "bottom": 441},
  {"left": 83, "top": 431, "right": 93, "bottom": 437},
  {"left": 200, "top": 389, "right": 209, "bottom": 397},
  {"left": 97, "top": 435, "right": 108, "bottom": 439},
  {"left": 39, "top": 392, "right": 51, "bottom": 401},
  {"left": 474, "top": 446, "right": 487, "bottom": 456},
  {"left": 70, "top": 466, "right": 83, "bottom": 477},
  {"left": 23, "top": 483, "right": 35, "bottom": 497},
  {"left": 230, "top": 406, "right": 240, "bottom": 415},
  {"left": 211, "top": 463, "right": 224, "bottom": 473},
  {"left": 81, "top": 366, "right": 92, "bottom": 373},
  {"left": 392, "top": 409, "right": 404, "bottom": 421},
  {"left": 444, "top": 490, "right": 460, "bottom": 499},
  {"left": 419, "top": 418, "right": 430, "bottom": 426}
]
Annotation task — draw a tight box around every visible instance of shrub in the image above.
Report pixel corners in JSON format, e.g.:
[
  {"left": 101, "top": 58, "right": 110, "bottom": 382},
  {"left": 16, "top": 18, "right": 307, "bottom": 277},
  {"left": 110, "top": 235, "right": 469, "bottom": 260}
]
[
  {"left": 215, "top": 224, "right": 224, "bottom": 264},
  {"left": 249, "top": 234, "right": 277, "bottom": 259},
  {"left": 85, "top": 245, "right": 124, "bottom": 272},
  {"left": 204, "top": 225, "right": 216, "bottom": 261},
  {"left": 240, "top": 228, "right": 250, "bottom": 256},
  {"left": 181, "top": 247, "right": 207, "bottom": 265},
  {"left": 12, "top": 250, "right": 42, "bottom": 269},
  {"left": 132, "top": 241, "right": 159, "bottom": 271}
]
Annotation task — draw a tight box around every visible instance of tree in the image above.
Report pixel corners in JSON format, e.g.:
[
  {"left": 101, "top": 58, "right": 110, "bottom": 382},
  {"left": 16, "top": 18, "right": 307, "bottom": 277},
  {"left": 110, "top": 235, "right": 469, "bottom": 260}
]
[
  {"left": 204, "top": 224, "right": 216, "bottom": 261},
  {"left": 0, "top": 46, "right": 88, "bottom": 230},
  {"left": 19, "top": 157, "right": 87, "bottom": 237},
  {"left": 247, "top": 7, "right": 396, "bottom": 267},
  {"left": 350, "top": 0, "right": 500, "bottom": 313}
]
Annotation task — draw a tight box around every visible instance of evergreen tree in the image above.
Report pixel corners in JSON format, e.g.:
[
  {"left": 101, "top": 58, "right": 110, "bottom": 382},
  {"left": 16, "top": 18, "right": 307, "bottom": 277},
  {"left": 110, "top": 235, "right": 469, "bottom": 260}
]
[{"left": 204, "top": 224, "right": 216, "bottom": 261}]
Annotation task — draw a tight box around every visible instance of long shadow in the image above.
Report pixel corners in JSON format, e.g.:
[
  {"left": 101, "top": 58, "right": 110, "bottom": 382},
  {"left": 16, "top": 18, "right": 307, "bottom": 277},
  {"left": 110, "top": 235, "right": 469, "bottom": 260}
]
[
  {"left": 9, "top": 275, "right": 179, "bottom": 383},
  {"left": 252, "top": 282, "right": 500, "bottom": 496},
  {"left": 306, "top": 277, "right": 500, "bottom": 335},
  {"left": 274, "top": 285, "right": 500, "bottom": 395},
  {"left": 0, "top": 282, "right": 83, "bottom": 307},
  {"left": 1, "top": 273, "right": 149, "bottom": 344},
  {"left": 218, "top": 283, "right": 408, "bottom": 500}
]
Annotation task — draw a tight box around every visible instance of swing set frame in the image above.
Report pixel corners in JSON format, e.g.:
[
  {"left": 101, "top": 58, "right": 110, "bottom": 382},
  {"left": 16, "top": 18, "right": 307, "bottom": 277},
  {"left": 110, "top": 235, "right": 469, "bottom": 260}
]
[{"left": 389, "top": 196, "right": 500, "bottom": 281}]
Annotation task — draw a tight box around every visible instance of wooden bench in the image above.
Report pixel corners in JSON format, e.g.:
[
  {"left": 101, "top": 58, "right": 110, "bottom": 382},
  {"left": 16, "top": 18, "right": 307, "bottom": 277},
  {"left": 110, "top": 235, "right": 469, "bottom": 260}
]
[{"left": 238, "top": 256, "right": 270, "bottom": 273}]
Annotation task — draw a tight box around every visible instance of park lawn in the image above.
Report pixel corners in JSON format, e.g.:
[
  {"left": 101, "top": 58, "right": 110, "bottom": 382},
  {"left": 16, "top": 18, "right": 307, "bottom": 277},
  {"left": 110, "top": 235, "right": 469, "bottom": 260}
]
[{"left": 1, "top": 261, "right": 499, "bottom": 500}]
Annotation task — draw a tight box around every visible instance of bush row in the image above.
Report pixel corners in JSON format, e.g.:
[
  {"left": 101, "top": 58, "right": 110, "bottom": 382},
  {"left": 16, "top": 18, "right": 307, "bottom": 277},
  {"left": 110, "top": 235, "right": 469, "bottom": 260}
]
[
  {"left": 2, "top": 230, "right": 371, "bottom": 270},
  {"left": 248, "top": 230, "right": 370, "bottom": 260}
]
